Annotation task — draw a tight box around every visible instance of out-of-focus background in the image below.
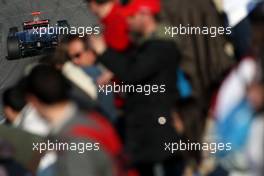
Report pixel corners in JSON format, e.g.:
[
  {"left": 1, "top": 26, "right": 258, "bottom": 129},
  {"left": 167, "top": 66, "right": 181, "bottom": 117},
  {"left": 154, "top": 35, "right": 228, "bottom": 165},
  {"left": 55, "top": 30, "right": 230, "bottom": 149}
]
[{"left": 0, "top": 0, "right": 264, "bottom": 176}]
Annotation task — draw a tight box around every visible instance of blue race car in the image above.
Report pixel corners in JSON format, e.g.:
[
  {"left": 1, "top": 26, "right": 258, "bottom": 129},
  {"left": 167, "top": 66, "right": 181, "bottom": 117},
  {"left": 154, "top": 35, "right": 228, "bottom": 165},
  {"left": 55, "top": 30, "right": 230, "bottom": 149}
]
[{"left": 7, "top": 12, "right": 69, "bottom": 60}]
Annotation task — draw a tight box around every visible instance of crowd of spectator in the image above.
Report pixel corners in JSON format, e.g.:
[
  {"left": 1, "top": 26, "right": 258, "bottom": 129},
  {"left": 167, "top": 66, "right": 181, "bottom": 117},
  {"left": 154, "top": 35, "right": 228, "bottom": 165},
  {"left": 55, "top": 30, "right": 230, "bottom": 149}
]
[{"left": 1, "top": 0, "right": 264, "bottom": 176}]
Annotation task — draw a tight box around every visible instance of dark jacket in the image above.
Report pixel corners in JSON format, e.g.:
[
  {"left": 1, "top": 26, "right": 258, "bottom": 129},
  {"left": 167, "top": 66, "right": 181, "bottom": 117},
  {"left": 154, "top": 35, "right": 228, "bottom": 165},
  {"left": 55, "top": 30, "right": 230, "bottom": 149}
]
[{"left": 98, "top": 37, "right": 180, "bottom": 163}]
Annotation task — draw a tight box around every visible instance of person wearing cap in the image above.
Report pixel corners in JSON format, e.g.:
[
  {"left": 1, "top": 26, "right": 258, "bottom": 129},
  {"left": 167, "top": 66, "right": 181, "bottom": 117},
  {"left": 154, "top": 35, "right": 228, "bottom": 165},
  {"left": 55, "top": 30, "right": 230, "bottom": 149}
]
[{"left": 89, "top": 0, "right": 184, "bottom": 175}]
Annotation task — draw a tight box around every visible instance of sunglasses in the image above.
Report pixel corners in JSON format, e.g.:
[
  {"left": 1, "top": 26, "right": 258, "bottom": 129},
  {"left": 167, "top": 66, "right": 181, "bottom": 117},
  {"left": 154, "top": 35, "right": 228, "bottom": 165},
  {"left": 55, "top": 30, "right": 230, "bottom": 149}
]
[{"left": 69, "top": 49, "right": 86, "bottom": 60}]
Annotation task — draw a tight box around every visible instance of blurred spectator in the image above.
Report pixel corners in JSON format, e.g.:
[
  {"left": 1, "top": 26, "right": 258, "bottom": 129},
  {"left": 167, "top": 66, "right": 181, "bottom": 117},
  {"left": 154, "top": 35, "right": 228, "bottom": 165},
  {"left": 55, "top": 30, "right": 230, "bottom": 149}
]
[
  {"left": 64, "top": 35, "right": 117, "bottom": 122},
  {"left": 161, "top": 0, "right": 235, "bottom": 105},
  {"left": 212, "top": 58, "right": 256, "bottom": 174},
  {"left": 86, "top": 0, "right": 130, "bottom": 51},
  {"left": 89, "top": 0, "right": 183, "bottom": 175},
  {"left": 245, "top": 6, "right": 264, "bottom": 173},
  {"left": 61, "top": 62, "right": 98, "bottom": 109},
  {"left": 25, "top": 65, "right": 114, "bottom": 176},
  {"left": 1, "top": 1, "right": 264, "bottom": 176},
  {"left": 246, "top": 81, "right": 264, "bottom": 176},
  {"left": 39, "top": 52, "right": 98, "bottom": 110},
  {"left": 172, "top": 98, "right": 206, "bottom": 171},
  {"left": 2, "top": 80, "right": 49, "bottom": 137},
  {"left": 85, "top": 0, "right": 131, "bottom": 115},
  {"left": 208, "top": 3, "right": 264, "bottom": 173}
]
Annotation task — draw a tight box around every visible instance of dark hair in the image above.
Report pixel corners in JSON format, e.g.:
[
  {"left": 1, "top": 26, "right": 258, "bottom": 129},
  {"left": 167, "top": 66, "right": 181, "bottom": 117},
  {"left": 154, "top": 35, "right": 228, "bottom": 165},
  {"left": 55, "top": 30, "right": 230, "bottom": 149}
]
[
  {"left": 39, "top": 50, "right": 69, "bottom": 67},
  {"left": 85, "top": 0, "right": 113, "bottom": 4},
  {"left": 39, "top": 35, "right": 83, "bottom": 67},
  {"left": 173, "top": 97, "right": 206, "bottom": 164},
  {"left": 2, "top": 80, "right": 27, "bottom": 112},
  {"left": 26, "top": 65, "right": 71, "bottom": 105},
  {"left": 64, "top": 34, "right": 91, "bottom": 50}
]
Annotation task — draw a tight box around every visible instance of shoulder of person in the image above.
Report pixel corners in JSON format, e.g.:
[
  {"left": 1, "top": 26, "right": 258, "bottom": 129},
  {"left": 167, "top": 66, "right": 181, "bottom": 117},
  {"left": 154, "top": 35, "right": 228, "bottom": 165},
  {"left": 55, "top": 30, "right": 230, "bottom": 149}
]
[{"left": 144, "top": 38, "right": 178, "bottom": 50}]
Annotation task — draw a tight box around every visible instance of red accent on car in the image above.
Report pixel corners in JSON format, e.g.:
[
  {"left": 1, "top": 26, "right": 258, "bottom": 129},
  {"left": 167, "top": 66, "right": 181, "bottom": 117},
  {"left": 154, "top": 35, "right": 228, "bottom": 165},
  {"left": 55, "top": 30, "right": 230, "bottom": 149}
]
[
  {"left": 23, "top": 20, "right": 49, "bottom": 26},
  {"left": 31, "top": 11, "right": 41, "bottom": 16}
]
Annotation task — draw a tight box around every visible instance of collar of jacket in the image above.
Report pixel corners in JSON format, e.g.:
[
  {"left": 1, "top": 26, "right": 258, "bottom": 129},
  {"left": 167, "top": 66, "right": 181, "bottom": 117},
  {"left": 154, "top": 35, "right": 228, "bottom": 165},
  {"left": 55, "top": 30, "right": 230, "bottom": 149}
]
[
  {"left": 137, "top": 23, "right": 177, "bottom": 45},
  {"left": 50, "top": 102, "right": 78, "bottom": 135}
]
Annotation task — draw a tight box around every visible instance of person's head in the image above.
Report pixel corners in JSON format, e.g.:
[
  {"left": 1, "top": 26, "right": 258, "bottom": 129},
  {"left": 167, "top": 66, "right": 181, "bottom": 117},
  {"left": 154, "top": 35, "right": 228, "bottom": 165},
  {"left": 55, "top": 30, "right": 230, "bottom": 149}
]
[
  {"left": 85, "top": 0, "right": 115, "bottom": 18},
  {"left": 65, "top": 35, "right": 96, "bottom": 67},
  {"left": 39, "top": 46, "right": 69, "bottom": 70},
  {"left": 2, "top": 81, "right": 27, "bottom": 123},
  {"left": 122, "top": 0, "right": 160, "bottom": 36},
  {"left": 247, "top": 81, "right": 264, "bottom": 111},
  {"left": 26, "top": 65, "right": 71, "bottom": 123}
]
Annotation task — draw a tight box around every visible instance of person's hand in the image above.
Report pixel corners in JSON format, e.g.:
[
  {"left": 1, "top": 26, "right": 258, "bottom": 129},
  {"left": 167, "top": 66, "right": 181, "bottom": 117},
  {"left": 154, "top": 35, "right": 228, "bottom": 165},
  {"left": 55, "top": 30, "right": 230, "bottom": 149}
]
[
  {"left": 89, "top": 35, "right": 107, "bottom": 55},
  {"left": 97, "top": 70, "right": 114, "bottom": 86}
]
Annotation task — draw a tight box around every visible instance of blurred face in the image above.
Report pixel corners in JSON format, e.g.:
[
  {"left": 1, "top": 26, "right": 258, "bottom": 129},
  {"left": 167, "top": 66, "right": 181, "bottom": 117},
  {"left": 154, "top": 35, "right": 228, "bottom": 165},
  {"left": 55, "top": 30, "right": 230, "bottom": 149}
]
[
  {"left": 127, "top": 11, "right": 146, "bottom": 33},
  {"left": 87, "top": 1, "right": 100, "bottom": 17},
  {"left": 247, "top": 83, "right": 264, "bottom": 110},
  {"left": 67, "top": 39, "right": 96, "bottom": 67}
]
